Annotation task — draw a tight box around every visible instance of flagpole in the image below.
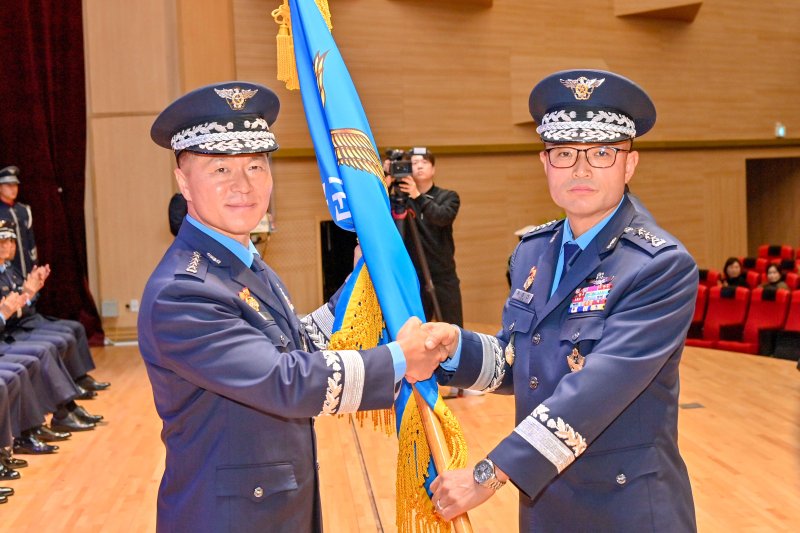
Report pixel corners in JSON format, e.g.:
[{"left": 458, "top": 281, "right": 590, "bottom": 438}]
[{"left": 412, "top": 386, "right": 473, "bottom": 533}]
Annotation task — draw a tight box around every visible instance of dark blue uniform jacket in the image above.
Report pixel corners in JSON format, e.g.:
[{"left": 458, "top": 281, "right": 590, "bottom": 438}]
[
  {"left": 439, "top": 196, "right": 698, "bottom": 532},
  {"left": 138, "top": 221, "right": 396, "bottom": 532}
]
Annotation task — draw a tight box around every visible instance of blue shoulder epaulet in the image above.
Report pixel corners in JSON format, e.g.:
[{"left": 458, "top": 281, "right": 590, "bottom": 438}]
[
  {"left": 619, "top": 226, "right": 676, "bottom": 256},
  {"left": 174, "top": 250, "right": 209, "bottom": 280},
  {"left": 520, "top": 219, "right": 561, "bottom": 241}
]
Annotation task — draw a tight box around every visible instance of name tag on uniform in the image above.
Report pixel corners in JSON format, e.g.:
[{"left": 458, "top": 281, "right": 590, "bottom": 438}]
[{"left": 511, "top": 288, "right": 533, "bottom": 304}]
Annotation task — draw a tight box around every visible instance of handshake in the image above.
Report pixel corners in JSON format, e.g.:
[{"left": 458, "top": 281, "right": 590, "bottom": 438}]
[{"left": 396, "top": 316, "right": 459, "bottom": 383}]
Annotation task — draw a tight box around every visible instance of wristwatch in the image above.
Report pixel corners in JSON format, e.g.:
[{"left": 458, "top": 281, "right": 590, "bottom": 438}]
[{"left": 473, "top": 458, "right": 506, "bottom": 490}]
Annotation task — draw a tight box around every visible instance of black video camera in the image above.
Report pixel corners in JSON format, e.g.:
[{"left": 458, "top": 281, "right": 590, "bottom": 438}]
[
  {"left": 385, "top": 149, "right": 412, "bottom": 180},
  {"left": 384, "top": 148, "right": 412, "bottom": 210}
]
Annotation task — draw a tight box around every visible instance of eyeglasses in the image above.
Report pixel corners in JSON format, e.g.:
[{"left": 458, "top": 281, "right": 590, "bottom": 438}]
[{"left": 544, "top": 146, "right": 631, "bottom": 169}]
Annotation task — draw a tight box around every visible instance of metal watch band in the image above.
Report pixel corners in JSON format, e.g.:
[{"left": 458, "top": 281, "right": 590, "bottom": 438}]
[{"left": 483, "top": 476, "right": 506, "bottom": 491}]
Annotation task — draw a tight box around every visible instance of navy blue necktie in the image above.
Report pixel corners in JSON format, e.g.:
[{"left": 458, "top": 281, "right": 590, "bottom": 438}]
[
  {"left": 560, "top": 242, "right": 581, "bottom": 282},
  {"left": 251, "top": 253, "right": 268, "bottom": 280}
]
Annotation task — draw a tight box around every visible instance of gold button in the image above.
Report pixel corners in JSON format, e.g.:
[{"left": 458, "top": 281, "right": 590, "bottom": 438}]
[
  {"left": 529, "top": 377, "right": 539, "bottom": 390},
  {"left": 532, "top": 333, "right": 541, "bottom": 345},
  {"left": 253, "top": 486, "right": 264, "bottom": 498}
]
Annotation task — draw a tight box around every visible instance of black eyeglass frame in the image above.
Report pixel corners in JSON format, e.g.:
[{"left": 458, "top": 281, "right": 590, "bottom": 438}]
[{"left": 543, "top": 146, "right": 632, "bottom": 169}]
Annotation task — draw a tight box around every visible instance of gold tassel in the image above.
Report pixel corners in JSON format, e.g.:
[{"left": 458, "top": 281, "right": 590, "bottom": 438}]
[
  {"left": 329, "top": 266, "right": 395, "bottom": 434},
  {"left": 272, "top": 0, "right": 333, "bottom": 91},
  {"left": 271, "top": 0, "right": 298, "bottom": 90}
]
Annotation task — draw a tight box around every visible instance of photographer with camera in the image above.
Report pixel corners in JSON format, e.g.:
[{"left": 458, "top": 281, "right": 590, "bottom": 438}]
[{"left": 385, "top": 147, "right": 465, "bottom": 346}]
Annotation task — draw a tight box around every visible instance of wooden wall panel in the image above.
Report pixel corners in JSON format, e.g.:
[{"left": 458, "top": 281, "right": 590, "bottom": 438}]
[
  {"left": 746, "top": 158, "right": 800, "bottom": 256},
  {"left": 84, "top": 0, "right": 175, "bottom": 114},
  {"left": 84, "top": 0, "right": 179, "bottom": 335},
  {"left": 91, "top": 116, "right": 175, "bottom": 332},
  {"left": 177, "top": 0, "right": 236, "bottom": 90},
  {"left": 83, "top": 0, "right": 800, "bottom": 337}
]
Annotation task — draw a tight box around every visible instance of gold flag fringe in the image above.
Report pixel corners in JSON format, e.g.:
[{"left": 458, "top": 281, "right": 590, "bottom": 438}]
[
  {"left": 396, "top": 393, "right": 468, "bottom": 533},
  {"left": 276, "top": 4, "right": 470, "bottom": 530},
  {"left": 328, "top": 265, "right": 395, "bottom": 435},
  {"left": 271, "top": 0, "right": 332, "bottom": 91}
]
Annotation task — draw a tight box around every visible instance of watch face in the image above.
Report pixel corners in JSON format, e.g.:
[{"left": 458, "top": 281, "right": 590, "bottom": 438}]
[{"left": 474, "top": 460, "right": 494, "bottom": 484}]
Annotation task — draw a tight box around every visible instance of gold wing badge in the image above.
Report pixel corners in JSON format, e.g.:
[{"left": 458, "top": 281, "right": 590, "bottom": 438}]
[
  {"left": 331, "top": 128, "right": 384, "bottom": 180},
  {"left": 314, "top": 51, "right": 329, "bottom": 106},
  {"left": 315, "top": 49, "right": 383, "bottom": 180},
  {"left": 560, "top": 77, "right": 605, "bottom": 101},
  {"left": 214, "top": 87, "right": 258, "bottom": 110}
]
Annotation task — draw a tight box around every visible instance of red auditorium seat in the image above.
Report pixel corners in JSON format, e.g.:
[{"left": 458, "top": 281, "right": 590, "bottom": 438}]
[
  {"left": 757, "top": 244, "right": 794, "bottom": 261},
  {"left": 698, "top": 269, "right": 720, "bottom": 288},
  {"left": 772, "top": 290, "right": 800, "bottom": 361},
  {"left": 740, "top": 256, "right": 768, "bottom": 274},
  {"left": 746, "top": 270, "right": 761, "bottom": 289},
  {"left": 786, "top": 272, "right": 799, "bottom": 290},
  {"left": 686, "top": 286, "right": 750, "bottom": 349},
  {"left": 687, "top": 285, "right": 708, "bottom": 338},
  {"left": 716, "top": 287, "right": 790, "bottom": 354},
  {"left": 778, "top": 258, "right": 797, "bottom": 274}
]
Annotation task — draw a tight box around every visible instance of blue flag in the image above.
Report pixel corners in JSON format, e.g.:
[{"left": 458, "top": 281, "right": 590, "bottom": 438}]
[{"left": 286, "top": 0, "right": 466, "bottom": 529}]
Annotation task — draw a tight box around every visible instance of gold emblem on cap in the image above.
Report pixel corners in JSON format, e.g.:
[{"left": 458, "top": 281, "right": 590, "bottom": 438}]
[
  {"left": 560, "top": 77, "right": 605, "bottom": 101},
  {"left": 238, "top": 287, "right": 260, "bottom": 312},
  {"left": 214, "top": 87, "right": 259, "bottom": 110},
  {"left": 567, "top": 347, "right": 585, "bottom": 372}
]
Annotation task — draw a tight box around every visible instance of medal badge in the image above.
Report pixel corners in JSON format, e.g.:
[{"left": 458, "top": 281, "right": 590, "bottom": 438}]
[
  {"left": 523, "top": 266, "right": 537, "bottom": 291},
  {"left": 569, "top": 272, "right": 614, "bottom": 314},
  {"left": 238, "top": 287, "right": 260, "bottom": 312},
  {"left": 505, "top": 333, "right": 516, "bottom": 366},
  {"left": 567, "top": 347, "right": 585, "bottom": 372}
]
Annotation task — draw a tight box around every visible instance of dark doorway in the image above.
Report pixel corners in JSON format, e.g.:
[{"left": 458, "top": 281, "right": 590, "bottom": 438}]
[
  {"left": 745, "top": 158, "right": 800, "bottom": 256},
  {"left": 320, "top": 221, "right": 359, "bottom": 302}
]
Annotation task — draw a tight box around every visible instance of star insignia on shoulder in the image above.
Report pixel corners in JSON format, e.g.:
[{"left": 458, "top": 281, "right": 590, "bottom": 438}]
[
  {"left": 523, "top": 219, "right": 559, "bottom": 238},
  {"left": 623, "top": 226, "right": 667, "bottom": 248},
  {"left": 185, "top": 251, "right": 202, "bottom": 274}
]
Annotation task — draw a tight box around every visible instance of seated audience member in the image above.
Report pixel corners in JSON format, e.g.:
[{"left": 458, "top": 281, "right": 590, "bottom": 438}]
[
  {"left": 0, "top": 292, "right": 99, "bottom": 435},
  {"left": 721, "top": 257, "right": 748, "bottom": 287},
  {"left": 0, "top": 220, "right": 109, "bottom": 394},
  {"left": 0, "top": 362, "right": 56, "bottom": 456},
  {"left": 760, "top": 263, "right": 789, "bottom": 291},
  {"left": 0, "top": 166, "right": 37, "bottom": 278}
]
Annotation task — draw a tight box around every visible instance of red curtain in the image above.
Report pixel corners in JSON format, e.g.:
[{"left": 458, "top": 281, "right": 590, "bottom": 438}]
[{"left": 0, "top": 1, "right": 104, "bottom": 345}]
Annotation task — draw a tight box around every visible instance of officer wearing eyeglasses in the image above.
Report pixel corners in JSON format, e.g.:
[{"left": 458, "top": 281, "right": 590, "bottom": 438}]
[{"left": 428, "top": 69, "right": 698, "bottom": 531}]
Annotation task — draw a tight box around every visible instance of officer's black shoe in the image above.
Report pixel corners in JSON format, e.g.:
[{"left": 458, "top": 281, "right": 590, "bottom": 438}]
[
  {"left": 12, "top": 435, "right": 58, "bottom": 455},
  {"left": 0, "top": 464, "right": 20, "bottom": 481},
  {"left": 0, "top": 448, "right": 27, "bottom": 469},
  {"left": 74, "top": 385, "right": 97, "bottom": 400},
  {"left": 32, "top": 425, "right": 71, "bottom": 442},
  {"left": 51, "top": 411, "right": 95, "bottom": 432},
  {"left": 0, "top": 486, "right": 13, "bottom": 497},
  {"left": 77, "top": 374, "right": 110, "bottom": 391},
  {"left": 71, "top": 405, "right": 103, "bottom": 424},
  {"left": 0, "top": 495, "right": 6, "bottom": 504}
]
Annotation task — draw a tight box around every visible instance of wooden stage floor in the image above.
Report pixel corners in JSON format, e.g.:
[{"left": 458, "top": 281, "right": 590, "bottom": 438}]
[{"left": 3, "top": 339, "right": 798, "bottom": 531}]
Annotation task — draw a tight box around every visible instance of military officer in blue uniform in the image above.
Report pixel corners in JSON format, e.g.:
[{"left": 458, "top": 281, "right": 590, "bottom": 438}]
[
  {"left": 139, "top": 81, "right": 446, "bottom": 532},
  {"left": 428, "top": 70, "right": 698, "bottom": 531},
  {"left": 0, "top": 166, "right": 37, "bottom": 278}
]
